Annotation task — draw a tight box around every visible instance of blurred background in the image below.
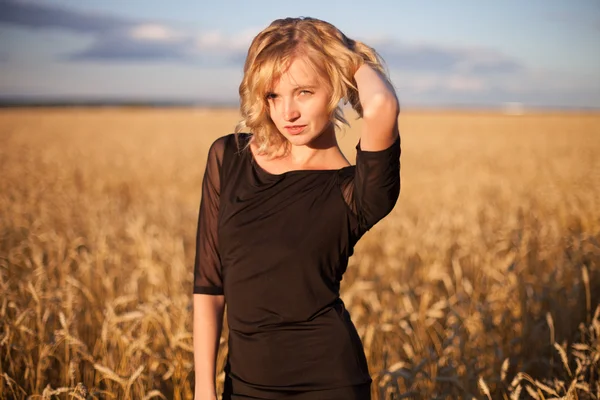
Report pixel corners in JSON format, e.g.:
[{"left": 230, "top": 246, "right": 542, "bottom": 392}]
[{"left": 1, "top": 0, "right": 599, "bottom": 110}]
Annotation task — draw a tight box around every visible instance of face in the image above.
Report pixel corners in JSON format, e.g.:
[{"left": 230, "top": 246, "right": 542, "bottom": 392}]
[{"left": 265, "top": 57, "right": 333, "bottom": 147}]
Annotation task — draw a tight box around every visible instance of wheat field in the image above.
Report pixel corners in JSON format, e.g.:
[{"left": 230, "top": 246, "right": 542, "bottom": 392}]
[{"left": 0, "top": 108, "right": 599, "bottom": 399}]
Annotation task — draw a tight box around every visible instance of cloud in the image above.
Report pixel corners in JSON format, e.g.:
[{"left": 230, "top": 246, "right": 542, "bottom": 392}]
[
  {"left": 356, "top": 39, "right": 527, "bottom": 100},
  {"left": 130, "top": 24, "right": 185, "bottom": 41},
  {"left": 0, "top": 0, "right": 525, "bottom": 74},
  {"left": 391, "top": 65, "right": 600, "bottom": 108},
  {"left": 66, "top": 28, "right": 251, "bottom": 64},
  {"left": 196, "top": 29, "right": 256, "bottom": 52},
  {"left": 193, "top": 29, "right": 257, "bottom": 66},
  {"left": 393, "top": 74, "right": 486, "bottom": 94},
  {"left": 373, "top": 40, "right": 523, "bottom": 75},
  {"left": 0, "top": 0, "right": 252, "bottom": 64},
  {"left": 65, "top": 32, "right": 195, "bottom": 62},
  {"left": 0, "top": 0, "right": 199, "bottom": 62},
  {"left": 65, "top": 22, "right": 199, "bottom": 62},
  {"left": 0, "top": 0, "right": 129, "bottom": 33},
  {"left": 545, "top": 10, "right": 600, "bottom": 33}
]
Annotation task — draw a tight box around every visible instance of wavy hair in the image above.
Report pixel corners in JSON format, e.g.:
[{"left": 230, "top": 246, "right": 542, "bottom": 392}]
[{"left": 235, "top": 17, "right": 392, "bottom": 156}]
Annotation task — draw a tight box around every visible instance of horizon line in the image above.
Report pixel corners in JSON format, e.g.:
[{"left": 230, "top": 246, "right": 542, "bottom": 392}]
[{"left": 0, "top": 96, "right": 599, "bottom": 112}]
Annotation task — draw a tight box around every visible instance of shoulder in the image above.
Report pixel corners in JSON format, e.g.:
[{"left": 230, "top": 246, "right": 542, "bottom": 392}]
[
  {"left": 210, "top": 133, "right": 251, "bottom": 152},
  {"left": 207, "top": 133, "right": 252, "bottom": 158},
  {"left": 209, "top": 133, "right": 233, "bottom": 151}
]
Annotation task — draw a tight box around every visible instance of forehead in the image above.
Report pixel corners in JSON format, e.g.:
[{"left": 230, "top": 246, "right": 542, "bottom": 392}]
[{"left": 270, "top": 57, "right": 323, "bottom": 91}]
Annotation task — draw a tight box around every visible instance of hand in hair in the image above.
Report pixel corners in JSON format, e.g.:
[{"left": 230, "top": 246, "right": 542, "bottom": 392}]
[{"left": 337, "top": 36, "right": 396, "bottom": 120}]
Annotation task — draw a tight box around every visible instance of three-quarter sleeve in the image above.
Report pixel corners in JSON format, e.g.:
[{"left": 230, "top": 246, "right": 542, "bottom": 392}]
[
  {"left": 341, "top": 136, "right": 401, "bottom": 232},
  {"left": 193, "top": 136, "right": 226, "bottom": 295}
]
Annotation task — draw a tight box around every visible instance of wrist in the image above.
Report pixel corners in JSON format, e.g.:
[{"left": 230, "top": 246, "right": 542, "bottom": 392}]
[
  {"left": 194, "top": 378, "right": 216, "bottom": 394},
  {"left": 194, "top": 387, "right": 217, "bottom": 398}
]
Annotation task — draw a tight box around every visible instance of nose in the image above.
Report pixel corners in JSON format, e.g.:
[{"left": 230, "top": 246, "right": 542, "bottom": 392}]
[{"left": 283, "top": 98, "right": 300, "bottom": 122}]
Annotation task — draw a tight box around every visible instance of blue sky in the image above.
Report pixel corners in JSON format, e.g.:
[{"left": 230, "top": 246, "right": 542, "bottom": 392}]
[{"left": 0, "top": 0, "right": 599, "bottom": 108}]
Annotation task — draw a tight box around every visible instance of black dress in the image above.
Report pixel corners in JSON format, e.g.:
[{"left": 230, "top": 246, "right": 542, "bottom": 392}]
[{"left": 193, "top": 133, "right": 401, "bottom": 399}]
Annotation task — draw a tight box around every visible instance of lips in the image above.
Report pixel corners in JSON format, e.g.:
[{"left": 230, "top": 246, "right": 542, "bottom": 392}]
[{"left": 285, "top": 125, "right": 307, "bottom": 135}]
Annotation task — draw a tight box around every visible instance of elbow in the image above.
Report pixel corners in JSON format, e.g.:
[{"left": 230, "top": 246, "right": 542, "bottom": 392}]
[
  {"left": 359, "top": 182, "right": 401, "bottom": 230},
  {"left": 362, "top": 93, "right": 399, "bottom": 120}
]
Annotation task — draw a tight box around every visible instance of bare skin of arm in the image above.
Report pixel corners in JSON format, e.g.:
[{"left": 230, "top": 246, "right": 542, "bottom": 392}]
[
  {"left": 353, "top": 63, "right": 400, "bottom": 151},
  {"left": 193, "top": 294, "right": 225, "bottom": 400}
]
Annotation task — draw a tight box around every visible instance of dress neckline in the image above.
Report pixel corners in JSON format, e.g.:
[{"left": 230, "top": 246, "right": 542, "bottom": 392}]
[
  {"left": 252, "top": 157, "right": 354, "bottom": 178},
  {"left": 244, "top": 136, "right": 354, "bottom": 178}
]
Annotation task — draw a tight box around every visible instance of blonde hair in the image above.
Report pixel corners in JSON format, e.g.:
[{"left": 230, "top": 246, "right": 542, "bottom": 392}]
[{"left": 235, "top": 17, "right": 391, "bottom": 156}]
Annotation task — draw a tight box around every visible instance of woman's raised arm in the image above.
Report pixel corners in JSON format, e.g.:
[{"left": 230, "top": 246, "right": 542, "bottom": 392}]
[
  {"left": 339, "top": 60, "right": 401, "bottom": 232},
  {"left": 354, "top": 63, "right": 399, "bottom": 151}
]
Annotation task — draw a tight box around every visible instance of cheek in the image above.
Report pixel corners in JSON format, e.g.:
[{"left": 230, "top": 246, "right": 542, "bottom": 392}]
[
  {"left": 267, "top": 103, "right": 279, "bottom": 122},
  {"left": 311, "top": 100, "right": 330, "bottom": 122}
]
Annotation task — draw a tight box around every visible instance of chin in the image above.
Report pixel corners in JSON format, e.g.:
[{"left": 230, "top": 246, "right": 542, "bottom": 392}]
[{"left": 285, "top": 134, "right": 320, "bottom": 147}]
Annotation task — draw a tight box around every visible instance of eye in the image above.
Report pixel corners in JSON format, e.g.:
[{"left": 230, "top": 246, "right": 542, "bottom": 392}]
[
  {"left": 299, "top": 90, "right": 313, "bottom": 96},
  {"left": 265, "top": 92, "right": 277, "bottom": 100}
]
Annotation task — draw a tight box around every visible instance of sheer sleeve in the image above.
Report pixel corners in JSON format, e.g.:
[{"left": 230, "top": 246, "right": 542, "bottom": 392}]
[
  {"left": 341, "top": 136, "right": 401, "bottom": 232},
  {"left": 193, "top": 136, "right": 227, "bottom": 295}
]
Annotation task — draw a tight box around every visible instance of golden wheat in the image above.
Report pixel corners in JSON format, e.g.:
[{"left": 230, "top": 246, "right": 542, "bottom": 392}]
[{"left": 0, "top": 108, "right": 599, "bottom": 399}]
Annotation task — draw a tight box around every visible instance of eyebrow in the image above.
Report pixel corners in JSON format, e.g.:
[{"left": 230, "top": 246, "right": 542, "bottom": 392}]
[{"left": 267, "top": 85, "right": 318, "bottom": 94}]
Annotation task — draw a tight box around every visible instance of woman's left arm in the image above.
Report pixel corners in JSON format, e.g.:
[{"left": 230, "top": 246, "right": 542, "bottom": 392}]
[
  {"left": 345, "top": 62, "right": 401, "bottom": 231},
  {"left": 354, "top": 64, "right": 400, "bottom": 151}
]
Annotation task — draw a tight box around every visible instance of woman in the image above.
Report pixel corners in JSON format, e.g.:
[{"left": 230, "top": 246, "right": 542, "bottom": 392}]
[{"left": 193, "top": 17, "right": 400, "bottom": 400}]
